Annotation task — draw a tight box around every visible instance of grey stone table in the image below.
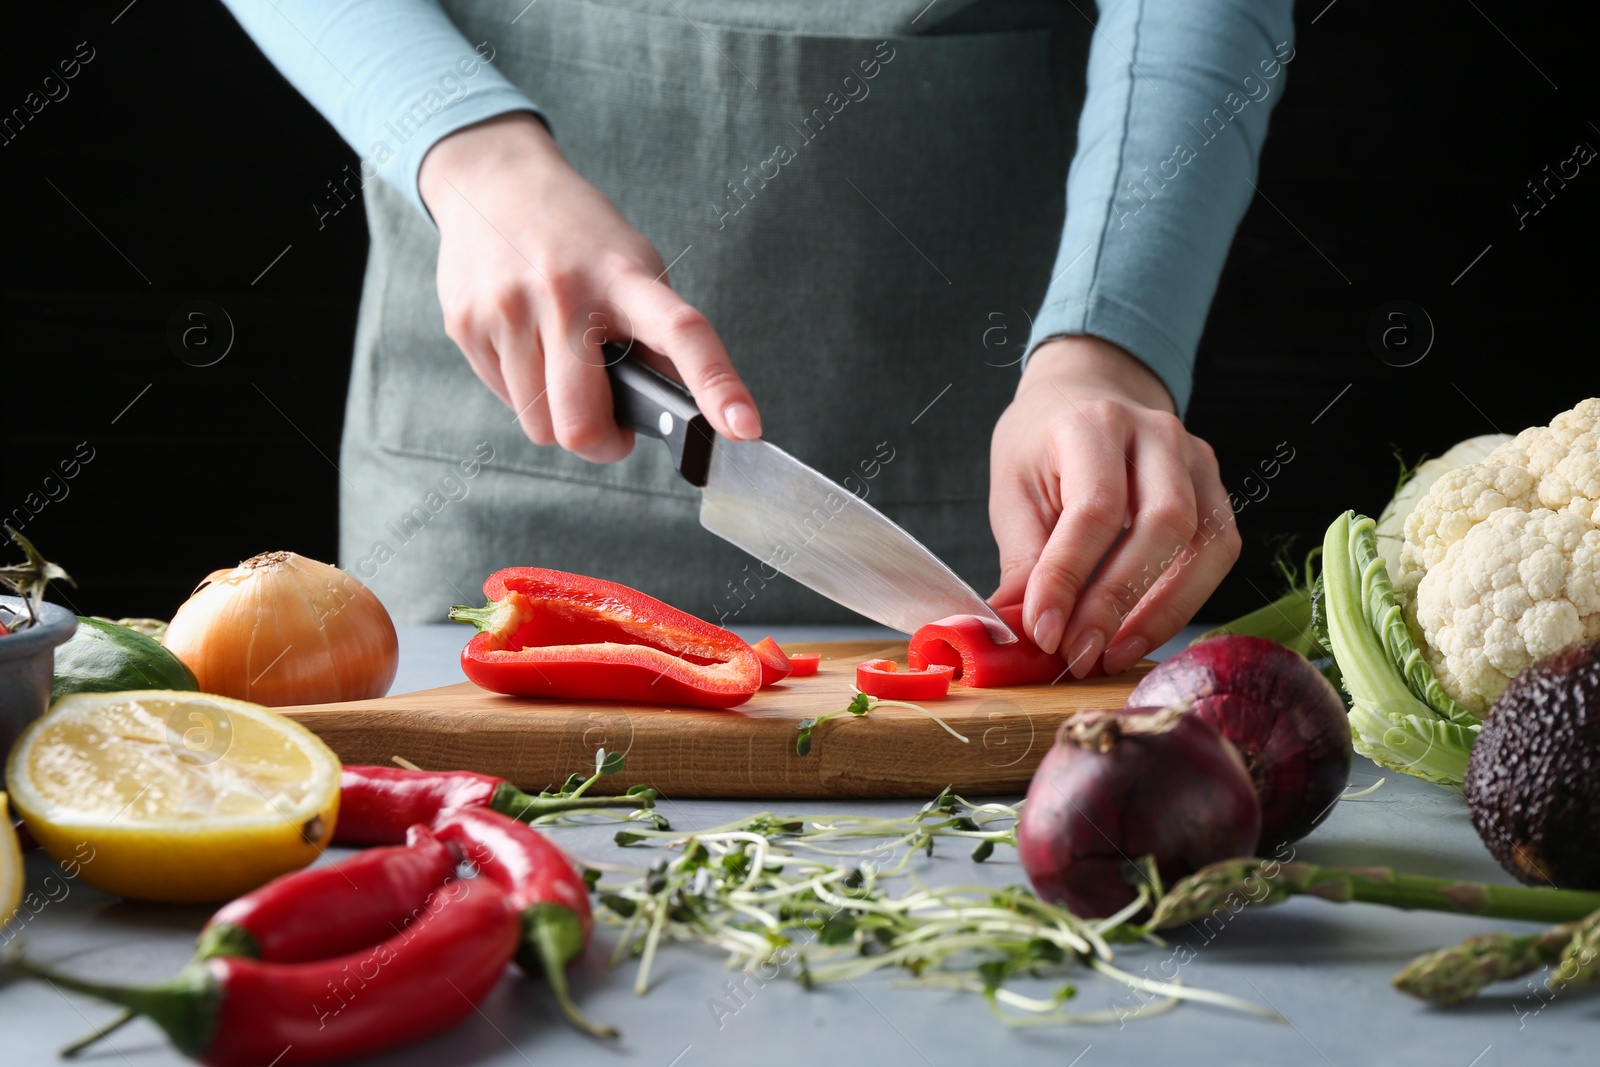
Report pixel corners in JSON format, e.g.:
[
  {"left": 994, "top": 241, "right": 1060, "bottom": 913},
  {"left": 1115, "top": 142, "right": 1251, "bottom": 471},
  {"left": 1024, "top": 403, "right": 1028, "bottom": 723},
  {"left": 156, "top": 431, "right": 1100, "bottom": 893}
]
[{"left": 2, "top": 625, "right": 1592, "bottom": 1067}]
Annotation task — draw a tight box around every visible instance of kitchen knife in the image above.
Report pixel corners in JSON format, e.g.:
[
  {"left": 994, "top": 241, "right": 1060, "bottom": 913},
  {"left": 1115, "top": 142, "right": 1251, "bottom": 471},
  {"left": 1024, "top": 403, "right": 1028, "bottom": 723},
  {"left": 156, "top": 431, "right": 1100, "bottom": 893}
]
[{"left": 605, "top": 347, "right": 1016, "bottom": 642}]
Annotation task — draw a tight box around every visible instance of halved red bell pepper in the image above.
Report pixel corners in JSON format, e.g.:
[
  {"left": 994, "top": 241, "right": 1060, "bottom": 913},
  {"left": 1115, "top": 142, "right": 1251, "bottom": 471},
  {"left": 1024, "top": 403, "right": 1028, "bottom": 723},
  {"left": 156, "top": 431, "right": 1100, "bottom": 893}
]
[
  {"left": 450, "top": 568, "right": 762, "bottom": 708},
  {"left": 909, "top": 604, "right": 1071, "bottom": 687},
  {"left": 752, "top": 636, "right": 792, "bottom": 686},
  {"left": 855, "top": 659, "right": 954, "bottom": 700},
  {"left": 787, "top": 652, "right": 821, "bottom": 677}
]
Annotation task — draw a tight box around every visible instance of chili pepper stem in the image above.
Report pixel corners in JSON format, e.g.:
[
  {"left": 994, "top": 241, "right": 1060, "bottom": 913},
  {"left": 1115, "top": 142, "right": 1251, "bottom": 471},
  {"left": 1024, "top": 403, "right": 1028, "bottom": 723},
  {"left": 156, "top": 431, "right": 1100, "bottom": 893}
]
[
  {"left": 193, "top": 921, "right": 261, "bottom": 962},
  {"left": 522, "top": 904, "right": 618, "bottom": 1040},
  {"left": 493, "top": 782, "right": 653, "bottom": 821},
  {"left": 4, "top": 947, "right": 217, "bottom": 1057},
  {"left": 61, "top": 1007, "right": 137, "bottom": 1059}
]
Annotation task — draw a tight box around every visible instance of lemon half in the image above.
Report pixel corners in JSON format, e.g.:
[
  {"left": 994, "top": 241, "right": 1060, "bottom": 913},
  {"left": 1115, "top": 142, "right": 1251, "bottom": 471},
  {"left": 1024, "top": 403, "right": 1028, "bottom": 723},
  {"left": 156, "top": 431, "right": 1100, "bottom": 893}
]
[
  {"left": 1, "top": 793, "right": 22, "bottom": 923},
  {"left": 6, "top": 691, "right": 340, "bottom": 903}
]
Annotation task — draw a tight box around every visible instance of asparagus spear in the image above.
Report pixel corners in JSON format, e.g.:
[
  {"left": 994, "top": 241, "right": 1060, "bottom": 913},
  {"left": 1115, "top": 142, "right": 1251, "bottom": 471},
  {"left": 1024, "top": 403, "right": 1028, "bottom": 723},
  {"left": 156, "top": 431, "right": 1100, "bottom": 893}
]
[
  {"left": 1148, "top": 859, "right": 1600, "bottom": 930},
  {"left": 1555, "top": 911, "right": 1600, "bottom": 987},
  {"left": 1394, "top": 909, "right": 1600, "bottom": 1004},
  {"left": 1392, "top": 927, "right": 1575, "bottom": 1004}
]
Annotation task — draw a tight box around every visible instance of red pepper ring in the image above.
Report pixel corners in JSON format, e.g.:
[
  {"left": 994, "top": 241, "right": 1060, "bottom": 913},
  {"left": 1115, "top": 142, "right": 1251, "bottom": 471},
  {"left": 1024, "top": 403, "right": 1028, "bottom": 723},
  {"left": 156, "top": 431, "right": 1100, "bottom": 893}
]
[
  {"left": 786, "top": 652, "right": 821, "bottom": 677},
  {"left": 12, "top": 875, "right": 521, "bottom": 1067},
  {"left": 908, "top": 604, "right": 1072, "bottom": 687},
  {"left": 855, "top": 659, "right": 955, "bottom": 701},
  {"left": 751, "top": 636, "right": 793, "bottom": 687},
  {"left": 433, "top": 808, "right": 615, "bottom": 1039},
  {"left": 196, "top": 824, "right": 457, "bottom": 963},
  {"left": 450, "top": 567, "right": 762, "bottom": 709}
]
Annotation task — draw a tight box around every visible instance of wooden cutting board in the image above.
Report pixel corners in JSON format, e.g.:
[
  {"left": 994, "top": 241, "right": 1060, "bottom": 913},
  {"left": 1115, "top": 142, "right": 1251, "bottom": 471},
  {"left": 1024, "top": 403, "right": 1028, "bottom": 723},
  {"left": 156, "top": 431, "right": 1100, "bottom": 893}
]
[{"left": 279, "top": 641, "right": 1151, "bottom": 799}]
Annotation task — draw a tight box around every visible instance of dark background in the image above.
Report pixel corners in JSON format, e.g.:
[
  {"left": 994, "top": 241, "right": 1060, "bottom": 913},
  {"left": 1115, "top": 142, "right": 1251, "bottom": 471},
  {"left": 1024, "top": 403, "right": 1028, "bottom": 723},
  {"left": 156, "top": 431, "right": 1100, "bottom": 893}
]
[{"left": 3, "top": 1, "right": 1597, "bottom": 623}]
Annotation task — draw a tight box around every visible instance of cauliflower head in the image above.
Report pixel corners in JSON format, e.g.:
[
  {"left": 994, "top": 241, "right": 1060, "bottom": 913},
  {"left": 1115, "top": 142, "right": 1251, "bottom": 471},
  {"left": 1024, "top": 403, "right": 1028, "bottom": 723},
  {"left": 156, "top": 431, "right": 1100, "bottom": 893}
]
[{"left": 1396, "top": 398, "right": 1600, "bottom": 715}]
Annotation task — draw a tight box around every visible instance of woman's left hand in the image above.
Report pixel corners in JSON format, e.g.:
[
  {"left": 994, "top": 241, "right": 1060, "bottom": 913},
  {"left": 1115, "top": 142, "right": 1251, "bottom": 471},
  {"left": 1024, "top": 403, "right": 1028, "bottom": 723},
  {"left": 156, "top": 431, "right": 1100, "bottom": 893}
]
[{"left": 988, "top": 335, "right": 1240, "bottom": 676}]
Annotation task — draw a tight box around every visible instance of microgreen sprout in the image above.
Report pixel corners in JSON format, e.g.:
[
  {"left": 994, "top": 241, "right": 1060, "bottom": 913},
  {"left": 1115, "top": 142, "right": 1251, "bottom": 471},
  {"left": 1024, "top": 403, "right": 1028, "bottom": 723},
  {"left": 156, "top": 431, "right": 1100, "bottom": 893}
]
[
  {"left": 578, "top": 791, "right": 1275, "bottom": 1026},
  {"left": 561, "top": 748, "right": 628, "bottom": 800},
  {"left": 795, "top": 693, "right": 969, "bottom": 756}
]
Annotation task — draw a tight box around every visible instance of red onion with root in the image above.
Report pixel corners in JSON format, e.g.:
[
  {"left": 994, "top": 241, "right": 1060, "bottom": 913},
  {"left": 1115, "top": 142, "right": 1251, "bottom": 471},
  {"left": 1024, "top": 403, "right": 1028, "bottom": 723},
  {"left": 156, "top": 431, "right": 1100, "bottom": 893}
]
[
  {"left": 1017, "top": 706, "right": 1262, "bottom": 919},
  {"left": 1129, "top": 635, "right": 1351, "bottom": 852}
]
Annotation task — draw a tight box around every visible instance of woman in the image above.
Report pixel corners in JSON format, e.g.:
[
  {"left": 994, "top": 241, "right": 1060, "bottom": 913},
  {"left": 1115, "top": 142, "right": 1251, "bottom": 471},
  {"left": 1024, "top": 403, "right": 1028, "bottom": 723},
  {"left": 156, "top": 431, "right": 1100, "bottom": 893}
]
[{"left": 222, "top": 0, "right": 1290, "bottom": 676}]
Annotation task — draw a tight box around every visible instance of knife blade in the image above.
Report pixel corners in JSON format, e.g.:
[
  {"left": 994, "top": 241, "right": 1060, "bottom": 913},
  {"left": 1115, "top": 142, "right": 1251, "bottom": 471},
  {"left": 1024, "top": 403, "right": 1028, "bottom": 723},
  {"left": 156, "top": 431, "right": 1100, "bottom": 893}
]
[{"left": 605, "top": 347, "right": 1016, "bottom": 641}]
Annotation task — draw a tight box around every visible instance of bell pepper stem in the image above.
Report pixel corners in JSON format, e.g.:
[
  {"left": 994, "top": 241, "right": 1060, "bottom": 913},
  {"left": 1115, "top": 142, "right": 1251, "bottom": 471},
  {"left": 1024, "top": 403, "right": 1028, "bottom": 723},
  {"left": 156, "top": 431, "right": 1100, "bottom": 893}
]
[
  {"left": 4, "top": 946, "right": 218, "bottom": 1057},
  {"left": 523, "top": 904, "right": 618, "bottom": 1040},
  {"left": 447, "top": 602, "right": 503, "bottom": 632},
  {"left": 61, "top": 1007, "right": 137, "bottom": 1059}
]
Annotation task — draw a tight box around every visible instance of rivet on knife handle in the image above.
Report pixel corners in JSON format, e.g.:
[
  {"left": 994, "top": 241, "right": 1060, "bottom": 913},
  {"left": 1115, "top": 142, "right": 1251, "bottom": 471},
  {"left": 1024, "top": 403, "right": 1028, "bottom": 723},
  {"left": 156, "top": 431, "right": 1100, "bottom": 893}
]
[{"left": 604, "top": 344, "right": 714, "bottom": 487}]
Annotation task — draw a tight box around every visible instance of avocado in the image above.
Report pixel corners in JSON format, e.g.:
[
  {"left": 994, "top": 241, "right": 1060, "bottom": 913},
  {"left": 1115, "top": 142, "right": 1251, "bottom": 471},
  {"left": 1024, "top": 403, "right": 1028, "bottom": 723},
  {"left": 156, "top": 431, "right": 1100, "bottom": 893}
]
[{"left": 1465, "top": 636, "right": 1600, "bottom": 888}]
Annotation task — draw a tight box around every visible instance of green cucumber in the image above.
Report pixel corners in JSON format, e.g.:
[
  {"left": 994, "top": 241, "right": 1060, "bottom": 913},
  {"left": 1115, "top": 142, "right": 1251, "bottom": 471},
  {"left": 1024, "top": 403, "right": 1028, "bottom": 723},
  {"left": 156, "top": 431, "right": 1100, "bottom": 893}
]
[{"left": 51, "top": 617, "right": 198, "bottom": 703}]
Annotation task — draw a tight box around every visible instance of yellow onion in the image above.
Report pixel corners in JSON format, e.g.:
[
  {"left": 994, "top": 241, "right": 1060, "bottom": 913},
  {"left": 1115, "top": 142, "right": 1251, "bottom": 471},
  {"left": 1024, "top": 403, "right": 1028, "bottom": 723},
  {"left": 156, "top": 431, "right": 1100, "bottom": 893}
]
[{"left": 163, "top": 552, "right": 398, "bottom": 706}]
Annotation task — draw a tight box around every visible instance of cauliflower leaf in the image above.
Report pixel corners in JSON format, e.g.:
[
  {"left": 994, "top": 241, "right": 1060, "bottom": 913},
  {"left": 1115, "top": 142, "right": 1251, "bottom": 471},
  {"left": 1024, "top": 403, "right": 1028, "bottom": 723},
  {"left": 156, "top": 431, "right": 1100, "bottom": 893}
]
[{"left": 1323, "top": 512, "right": 1478, "bottom": 788}]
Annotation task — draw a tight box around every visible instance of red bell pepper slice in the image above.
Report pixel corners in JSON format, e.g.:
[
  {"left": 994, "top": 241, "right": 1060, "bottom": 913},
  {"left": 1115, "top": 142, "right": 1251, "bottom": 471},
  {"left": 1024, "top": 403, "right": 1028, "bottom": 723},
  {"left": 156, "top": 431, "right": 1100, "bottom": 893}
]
[
  {"left": 786, "top": 652, "right": 821, "bottom": 677},
  {"left": 855, "top": 659, "right": 954, "bottom": 700},
  {"left": 752, "top": 636, "right": 793, "bottom": 686},
  {"left": 450, "top": 568, "right": 762, "bottom": 708},
  {"left": 908, "top": 604, "right": 1071, "bottom": 687}
]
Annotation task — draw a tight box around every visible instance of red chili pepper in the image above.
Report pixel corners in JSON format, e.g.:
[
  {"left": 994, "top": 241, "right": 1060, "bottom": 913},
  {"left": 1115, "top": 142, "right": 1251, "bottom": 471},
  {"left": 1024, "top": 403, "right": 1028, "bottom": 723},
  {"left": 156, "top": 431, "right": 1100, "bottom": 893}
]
[
  {"left": 195, "top": 825, "right": 456, "bottom": 963},
  {"left": 11, "top": 876, "right": 520, "bottom": 1067},
  {"left": 855, "top": 659, "right": 954, "bottom": 700},
  {"left": 909, "top": 604, "right": 1071, "bottom": 687},
  {"left": 334, "top": 765, "right": 498, "bottom": 845},
  {"left": 751, "top": 636, "right": 792, "bottom": 686},
  {"left": 786, "top": 652, "right": 821, "bottom": 677},
  {"left": 449, "top": 567, "right": 762, "bottom": 708},
  {"left": 334, "top": 764, "right": 651, "bottom": 847},
  {"left": 433, "top": 808, "right": 614, "bottom": 1038}
]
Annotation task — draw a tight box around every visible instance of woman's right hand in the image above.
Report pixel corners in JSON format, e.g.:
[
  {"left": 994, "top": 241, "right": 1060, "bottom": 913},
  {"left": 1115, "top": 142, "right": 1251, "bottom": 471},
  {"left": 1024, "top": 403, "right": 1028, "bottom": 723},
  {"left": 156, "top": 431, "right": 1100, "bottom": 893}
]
[{"left": 418, "top": 112, "right": 762, "bottom": 461}]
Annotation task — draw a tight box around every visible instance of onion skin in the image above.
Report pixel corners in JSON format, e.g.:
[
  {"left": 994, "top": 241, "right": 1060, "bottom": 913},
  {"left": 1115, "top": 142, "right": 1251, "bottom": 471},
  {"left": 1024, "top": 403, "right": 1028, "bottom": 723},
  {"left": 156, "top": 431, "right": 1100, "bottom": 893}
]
[
  {"left": 163, "top": 552, "right": 399, "bottom": 706},
  {"left": 1129, "top": 635, "right": 1351, "bottom": 852},
  {"left": 1017, "top": 706, "right": 1262, "bottom": 919}
]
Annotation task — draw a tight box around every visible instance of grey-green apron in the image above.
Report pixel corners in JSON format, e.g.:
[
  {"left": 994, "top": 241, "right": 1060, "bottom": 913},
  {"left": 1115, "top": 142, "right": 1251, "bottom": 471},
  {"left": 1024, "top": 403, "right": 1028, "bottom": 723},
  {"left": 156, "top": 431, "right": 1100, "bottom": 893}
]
[{"left": 340, "top": 0, "right": 1087, "bottom": 625}]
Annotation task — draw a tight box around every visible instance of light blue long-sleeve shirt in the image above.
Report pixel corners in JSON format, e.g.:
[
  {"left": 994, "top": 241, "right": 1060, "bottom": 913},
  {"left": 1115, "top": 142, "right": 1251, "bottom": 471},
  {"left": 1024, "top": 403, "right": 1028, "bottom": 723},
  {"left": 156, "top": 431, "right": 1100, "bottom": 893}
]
[{"left": 219, "top": 0, "right": 1293, "bottom": 414}]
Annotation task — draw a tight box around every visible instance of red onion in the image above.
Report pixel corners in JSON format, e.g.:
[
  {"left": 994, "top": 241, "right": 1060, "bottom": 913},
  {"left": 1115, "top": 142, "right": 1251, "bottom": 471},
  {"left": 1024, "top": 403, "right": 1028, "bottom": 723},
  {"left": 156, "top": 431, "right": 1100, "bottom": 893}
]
[
  {"left": 1129, "top": 635, "right": 1350, "bottom": 852},
  {"left": 1017, "top": 706, "right": 1261, "bottom": 918}
]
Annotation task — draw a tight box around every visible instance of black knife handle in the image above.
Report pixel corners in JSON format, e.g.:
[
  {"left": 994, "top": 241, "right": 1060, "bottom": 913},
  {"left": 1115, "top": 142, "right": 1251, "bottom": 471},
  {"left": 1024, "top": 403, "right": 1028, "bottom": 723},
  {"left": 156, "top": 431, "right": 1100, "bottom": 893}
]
[{"left": 605, "top": 344, "right": 715, "bottom": 487}]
